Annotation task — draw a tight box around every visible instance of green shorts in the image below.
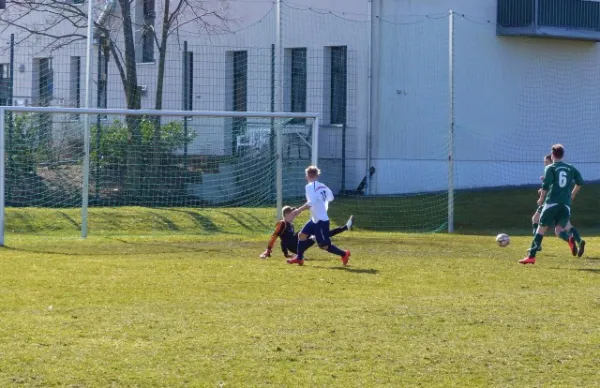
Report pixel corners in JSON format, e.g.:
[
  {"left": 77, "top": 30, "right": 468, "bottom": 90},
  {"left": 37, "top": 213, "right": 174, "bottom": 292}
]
[{"left": 539, "top": 203, "right": 570, "bottom": 228}]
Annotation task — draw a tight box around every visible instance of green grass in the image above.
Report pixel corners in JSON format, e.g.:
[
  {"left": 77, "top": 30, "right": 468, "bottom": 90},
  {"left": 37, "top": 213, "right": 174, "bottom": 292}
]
[
  {"left": 4, "top": 183, "right": 600, "bottom": 236},
  {"left": 0, "top": 233, "right": 599, "bottom": 387},
  {"left": 1, "top": 188, "right": 599, "bottom": 386}
]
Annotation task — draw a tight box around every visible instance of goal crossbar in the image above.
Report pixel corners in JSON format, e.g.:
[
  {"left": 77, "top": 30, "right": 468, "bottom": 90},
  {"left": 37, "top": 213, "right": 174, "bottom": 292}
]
[
  {"left": 0, "top": 107, "right": 320, "bottom": 244},
  {"left": 0, "top": 106, "right": 319, "bottom": 119}
]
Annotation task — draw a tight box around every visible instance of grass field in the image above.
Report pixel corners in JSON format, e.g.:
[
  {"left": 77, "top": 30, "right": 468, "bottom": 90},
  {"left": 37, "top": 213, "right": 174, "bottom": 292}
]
[{"left": 1, "top": 188, "right": 599, "bottom": 387}]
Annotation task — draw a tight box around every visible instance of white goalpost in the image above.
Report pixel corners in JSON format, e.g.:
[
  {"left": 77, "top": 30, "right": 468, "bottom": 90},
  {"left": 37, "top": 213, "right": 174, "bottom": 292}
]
[{"left": 0, "top": 106, "right": 319, "bottom": 245}]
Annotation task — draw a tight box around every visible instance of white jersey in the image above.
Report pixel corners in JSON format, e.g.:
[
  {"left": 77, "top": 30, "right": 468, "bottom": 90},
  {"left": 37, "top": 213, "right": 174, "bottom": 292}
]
[{"left": 305, "top": 180, "right": 334, "bottom": 222}]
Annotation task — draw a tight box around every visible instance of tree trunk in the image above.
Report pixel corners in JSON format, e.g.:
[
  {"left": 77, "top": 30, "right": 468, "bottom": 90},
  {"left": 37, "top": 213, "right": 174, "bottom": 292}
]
[
  {"left": 119, "top": 0, "right": 143, "bottom": 201},
  {"left": 152, "top": 0, "right": 171, "bottom": 174}
]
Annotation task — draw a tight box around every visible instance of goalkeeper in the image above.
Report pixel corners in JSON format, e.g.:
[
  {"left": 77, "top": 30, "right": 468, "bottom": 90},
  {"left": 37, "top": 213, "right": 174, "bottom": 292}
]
[{"left": 260, "top": 206, "right": 354, "bottom": 259}]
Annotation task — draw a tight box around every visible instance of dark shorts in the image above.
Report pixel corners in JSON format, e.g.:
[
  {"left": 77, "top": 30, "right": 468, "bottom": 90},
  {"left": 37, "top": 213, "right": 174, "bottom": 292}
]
[
  {"left": 300, "top": 220, "right": 331, "bottom": 246},
  {"left": 539, "top": 203, "right": 570, "bottom": 228},
  {"left": 283, "top": 234, "right": 316, "bottom": 254}
]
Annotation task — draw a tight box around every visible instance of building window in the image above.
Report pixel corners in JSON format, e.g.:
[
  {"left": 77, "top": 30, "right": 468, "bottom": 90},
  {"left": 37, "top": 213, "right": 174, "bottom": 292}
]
[
  {"left": 232, "top": 51, "right": 247, "bottom": 112},
  {"left": 232, "top": 51, "right": 247, "bottom": 154},
  {"left": 183, "top": 51, "right": 193, "bottom": 111},
  {"left": 98, "top": 52, "right": 108, "bottom": 119},
  {"left": 142, "top": 0, "right": 155, "bottom": 62},
  {"left": 36, "top": 58, "right": 53, "bottom": 105},
  {"left": 290, "top": 48, "right": 307, "bottom": 123},
  {"left": 330, "top": 46, "right": 347, "bottom": 125},
  {"left": 70, "top": 57, "right": 81, "bottom": 119},
  {"left": 0, "top": 64, "right": 9, "bottom": 79},
  {"left": 0, "top": 0, "right": 5, "bottom": 10}
]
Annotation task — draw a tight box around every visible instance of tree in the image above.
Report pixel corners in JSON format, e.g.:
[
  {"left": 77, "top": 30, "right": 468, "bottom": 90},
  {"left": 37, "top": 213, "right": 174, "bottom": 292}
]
[{"left": 0, "top": 0, "right": 233, "bottom": 197}]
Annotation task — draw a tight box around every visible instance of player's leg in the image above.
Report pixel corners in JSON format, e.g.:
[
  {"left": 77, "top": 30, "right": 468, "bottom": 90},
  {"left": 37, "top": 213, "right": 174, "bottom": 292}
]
[
  {"left": 532, "top": 208, "right": 543, "bottom": 251},
  {"left": 286, "top": 234, "right": 301, "bottom": 255},
  {"left": 532, "top": 207, "right": 542, "bottom": 235},
  {"left": 563, "top": 215, "right": 585, "bottom": 257},
  {"left": 315, "top": 220, "right": 351, "bottom": 266},
  {"left": 330, "top": 215, "right": 355, "bottom": 237},
  {"left": 290, "top": 221, "right": 315, "bottom": 264},
  {"left": 521, "top": 206, "right": 552, "bottom": 264}
]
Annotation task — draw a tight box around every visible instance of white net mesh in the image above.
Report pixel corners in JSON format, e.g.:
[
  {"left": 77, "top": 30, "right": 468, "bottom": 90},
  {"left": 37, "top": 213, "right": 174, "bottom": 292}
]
[
  {"left": 5, "top": 2, "right": 599, "bottom": 237},
  {"left": 2, "top": 109, "right": 316, "bottom": 235}
]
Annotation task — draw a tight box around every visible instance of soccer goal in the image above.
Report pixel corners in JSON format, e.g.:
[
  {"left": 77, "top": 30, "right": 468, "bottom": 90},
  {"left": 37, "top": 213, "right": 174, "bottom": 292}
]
[{"left": 0, "top": 106, "right": 319, "bottom": 243}]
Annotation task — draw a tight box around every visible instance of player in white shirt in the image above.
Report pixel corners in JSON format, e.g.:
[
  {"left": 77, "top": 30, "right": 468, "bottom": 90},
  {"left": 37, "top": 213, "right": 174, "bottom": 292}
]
[{"left": 288, "top": 166, "right": 351, "bottom": 266}]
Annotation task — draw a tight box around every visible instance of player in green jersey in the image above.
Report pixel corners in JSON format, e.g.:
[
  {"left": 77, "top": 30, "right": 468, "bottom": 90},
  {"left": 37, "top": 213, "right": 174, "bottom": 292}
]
[
  {"left": 531, "top": 154, "right": 553, "bottom": 246},
  {"left": 520, "top": 144, "right": 586, "bottom": 265}
]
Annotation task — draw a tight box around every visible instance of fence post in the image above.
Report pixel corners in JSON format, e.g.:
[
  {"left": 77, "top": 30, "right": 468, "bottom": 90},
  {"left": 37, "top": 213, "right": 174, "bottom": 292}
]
[
  {"left": 0, "top": 108, "right": 5, "bottom": 246},
  {"left": 183, "top": 41, "right": 189, "bottom": 169},
  {"left": 7, "top": 34, "right": 14, "bottom": 205},
  {"left": 275, "top": 0, "right": 283, "bottom": 219},
  {"left": 81, "top": 0, "right": 95, "bottom": 238},
  {"left": 448, "top": 10, "right": 455, "bottom": 233},
  {"left": 96, "top": 37, "right": 103, "bottom": 200}
]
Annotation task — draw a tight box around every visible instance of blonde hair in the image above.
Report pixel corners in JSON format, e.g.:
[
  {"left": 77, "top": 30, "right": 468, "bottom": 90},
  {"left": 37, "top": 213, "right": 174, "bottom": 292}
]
[
  {"left": 305, "top": 165, "right": 321, "bottom": 178},
  {"left": 282, "top": 206, "right": 295, "bottom": 216}
]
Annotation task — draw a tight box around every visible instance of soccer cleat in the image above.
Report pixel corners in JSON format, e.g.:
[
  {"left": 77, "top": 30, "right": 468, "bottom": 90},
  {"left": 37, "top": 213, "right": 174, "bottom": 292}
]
[
  {"left": 519, "top": 256, "right": 536, "bottom": 265},
  {"left": 346, "top": 215, "right": 354, "bottom": 230},
  {"left": 341, "top": 250, "right": 351, "bottom": 266},
  {"left": 577, "top": 240, "right": 586, "bottom": 258},
  {"left": 568, "top": 236, "right": 577, "bottom": 256},
  {"left": 286, "top": 257, "right": 304, "bottom": 266}
]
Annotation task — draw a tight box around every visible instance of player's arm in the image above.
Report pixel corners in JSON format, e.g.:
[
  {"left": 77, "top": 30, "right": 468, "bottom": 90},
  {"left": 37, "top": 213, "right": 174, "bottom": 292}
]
[
  {"left": 538, "top": 166, "right": 553, "bottom": 205},
  {"left": 293, "top": 188, "right": 314, "bottom": 216},
  {"left": 572, "top": 168, "right": 584, "bottom": 201},
  {"left": 260, "top": 221, "right": 285, "bottom": 258},
  {"left": 294, "top": 203, "right": 311, "bottom": 215},
  {"left": 571, "top": 185, "right": 582, "bottom": 201},
  {"left": 325, "top": 186, "right": 334, "bottom": 202}
]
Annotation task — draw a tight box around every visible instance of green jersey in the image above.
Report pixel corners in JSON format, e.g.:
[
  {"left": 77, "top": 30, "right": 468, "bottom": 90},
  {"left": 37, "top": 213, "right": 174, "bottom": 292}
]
[{"left": 542, "top": 161, "right": 583, "bottom": 206}]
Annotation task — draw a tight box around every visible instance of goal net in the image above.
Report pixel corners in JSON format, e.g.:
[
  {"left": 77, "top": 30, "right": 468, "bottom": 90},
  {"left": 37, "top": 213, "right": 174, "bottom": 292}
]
[{"left": 0, "top": 107, "right": 318, "bottom": 239}]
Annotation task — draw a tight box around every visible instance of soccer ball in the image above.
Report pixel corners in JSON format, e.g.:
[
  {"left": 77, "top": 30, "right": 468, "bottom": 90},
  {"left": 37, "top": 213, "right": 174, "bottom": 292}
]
[{"left": 496, "top": 233, "right": 510, "bottom": 247}]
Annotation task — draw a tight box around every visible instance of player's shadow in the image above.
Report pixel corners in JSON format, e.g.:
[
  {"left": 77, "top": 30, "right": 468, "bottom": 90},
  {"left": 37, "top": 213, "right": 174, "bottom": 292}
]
[
  {"left": 328, "top": 266, "right": 379, "bottom": 275},
  {"left": 578, "top": 268, "right": 600, "bottom": 274}
]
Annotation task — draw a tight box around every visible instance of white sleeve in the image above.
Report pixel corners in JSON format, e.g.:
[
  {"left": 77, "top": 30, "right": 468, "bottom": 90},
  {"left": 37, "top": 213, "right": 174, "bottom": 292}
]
[
  {"left": 326, "top": 187, "right": 334, "bottom": 202},
  {"left": 305, "top": 185, "right": 314, "bottom": 206}
]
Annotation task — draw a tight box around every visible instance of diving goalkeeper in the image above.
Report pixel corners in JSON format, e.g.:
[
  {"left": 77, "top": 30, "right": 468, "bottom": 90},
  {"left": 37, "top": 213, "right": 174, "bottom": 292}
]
[{"left": 259, "top": 206, "right": 354, "bottom": 259}]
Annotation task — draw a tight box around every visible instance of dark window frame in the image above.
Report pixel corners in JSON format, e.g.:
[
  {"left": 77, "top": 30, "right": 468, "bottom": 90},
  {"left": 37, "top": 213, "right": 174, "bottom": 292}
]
[
  {"left": 290, "top": 48, "right": 307, "bottom": 124},
  {"left": 330, "top": 46, "right": 347, "bottom": 125}
]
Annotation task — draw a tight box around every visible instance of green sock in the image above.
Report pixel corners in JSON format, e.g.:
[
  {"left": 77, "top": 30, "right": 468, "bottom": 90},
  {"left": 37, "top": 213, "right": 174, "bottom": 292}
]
[
  {"left": 570, "top": 227, "right": 582, "bottom": 243},
  {"left": 529, "top": 233, "right": 544, "bottom": 257},
  {"left": 558, "top": 231, "right": 569, "bottom": 242},
  {"left": 532, "top": 223, "right": 538, "bottom": 235}
]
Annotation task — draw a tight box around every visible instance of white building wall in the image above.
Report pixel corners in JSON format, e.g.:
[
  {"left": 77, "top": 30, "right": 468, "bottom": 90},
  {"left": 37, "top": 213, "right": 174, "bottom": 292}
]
[
  {"left": 372, "top": 0, "right": 600, "bottom": 194},
  {"left": 5, "top": 0, "right": 598, "bottom": 196},
  {"left": 0, "top": 0, "right": 371, "bottom": 192}
]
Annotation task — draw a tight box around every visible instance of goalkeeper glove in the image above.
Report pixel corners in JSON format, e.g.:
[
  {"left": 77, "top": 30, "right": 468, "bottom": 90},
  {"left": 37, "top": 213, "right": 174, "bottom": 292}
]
[{"left": 260, "top": 248, "right": 272, "bottom": 258}]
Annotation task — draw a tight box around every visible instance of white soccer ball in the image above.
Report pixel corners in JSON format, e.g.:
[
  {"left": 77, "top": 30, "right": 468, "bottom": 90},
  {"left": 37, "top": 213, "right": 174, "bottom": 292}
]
[{"left": 496, "top": 233, "right": 510, "bottom": 247}]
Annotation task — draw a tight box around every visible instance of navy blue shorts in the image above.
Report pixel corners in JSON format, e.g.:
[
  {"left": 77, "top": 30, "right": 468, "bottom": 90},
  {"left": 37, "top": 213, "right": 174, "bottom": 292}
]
[{"left": 300, "top": 220, "right": 331, "bottom": 246}]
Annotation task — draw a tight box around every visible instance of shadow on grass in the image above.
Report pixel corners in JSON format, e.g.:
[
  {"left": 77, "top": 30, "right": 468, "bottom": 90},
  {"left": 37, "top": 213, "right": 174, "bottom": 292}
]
[
  {"left": 1, "top": 245, "right": 83, "bottom": 256},
  {"left": 148, "top": 211, "right": 180, "bottom": 231},
  {"left": 578, "top": 268, "right": 600, "bottom": 274},
  {"left": 328, "top": 266, "right": 379, "bottom": 275},
  {"left": 57, "top": 211, "right": 81, "bottom": 229},
  {"left": 213, "top": 210, "right": 273, "bottom": 232},
  {"left": 0, "top": 240, "right": 242, "bottom": 257},
  {"left": 167, "top": 209, "right": 222, "bottom": 233},
  {"left": 232, "top": 210, "right": 272, "bottom": 230}
]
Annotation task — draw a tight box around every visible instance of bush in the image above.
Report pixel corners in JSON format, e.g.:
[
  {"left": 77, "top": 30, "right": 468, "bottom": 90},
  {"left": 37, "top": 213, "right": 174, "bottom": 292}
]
[{"left": 91, "top": 118, "right": 194, "bottom": 167}]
